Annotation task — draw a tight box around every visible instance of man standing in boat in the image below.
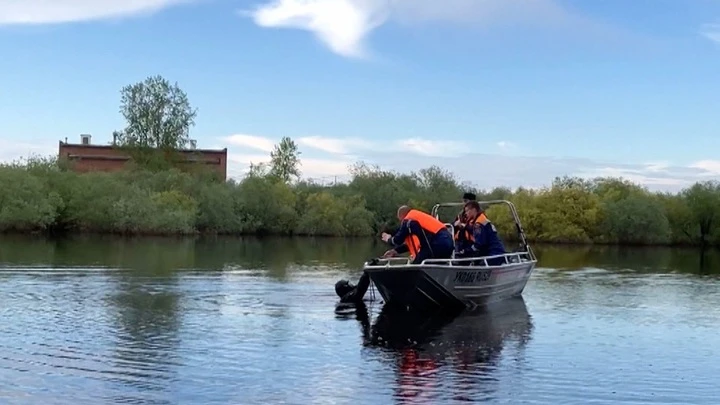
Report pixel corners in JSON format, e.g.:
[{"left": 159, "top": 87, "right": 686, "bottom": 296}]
[
  {"left": 334, "top": 205, "right": 454, "bottom": 303},
  {"left": 455, "top": 201, "right": 506, "bottom": 266}
]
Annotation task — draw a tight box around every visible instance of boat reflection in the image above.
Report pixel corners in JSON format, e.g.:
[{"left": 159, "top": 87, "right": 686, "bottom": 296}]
[{"left": 336, "top": 297, "right": 534, "bottom": 403}]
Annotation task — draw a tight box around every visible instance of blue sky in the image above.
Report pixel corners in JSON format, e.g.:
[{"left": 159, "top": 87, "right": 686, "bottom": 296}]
[{"left": 1, "top": 0, "right": 719, "bottom": 191}]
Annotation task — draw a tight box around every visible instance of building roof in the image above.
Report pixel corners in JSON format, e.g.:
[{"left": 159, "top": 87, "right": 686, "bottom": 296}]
[{"left": 58, "top": 140, "right": 227, "bottom": 154}]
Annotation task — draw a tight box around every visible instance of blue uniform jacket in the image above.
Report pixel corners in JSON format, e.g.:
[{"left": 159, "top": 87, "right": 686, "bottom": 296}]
[
  {"left": 456, "top": 219, "right": 506, "bottom": 259},
  {"left": 388, "top": 218, "right": 453, "bottom": 254},
  {"left": 470, "top": 220, "right": 506, "bottom": 257}
]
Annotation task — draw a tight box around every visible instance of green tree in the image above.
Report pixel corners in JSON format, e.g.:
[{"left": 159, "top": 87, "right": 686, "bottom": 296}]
[
  {"left": 269, "top": 137, "right": 301, "bottom": 183},
  {"left": 114, "top": 75, "right": 198, "bottom": 169},
  {"left": 599, "top": 195, "right": 671, "bottom": 245},
  {"left": 5, "top": 148, "right": 720, "bottom": 246},
  {"left": 591, "top": 177, "right": 648, "bottom": 202},
  {"left": 683, "top": 181, "right": 720, "bottom": 247},
  {"left": 657, "top": 193, "right": 695, "bottom": 245}
]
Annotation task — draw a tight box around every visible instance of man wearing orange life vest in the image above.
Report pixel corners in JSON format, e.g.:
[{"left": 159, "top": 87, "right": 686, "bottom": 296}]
[
  {"left": 453, "top": 192, "right": 476, "bottom": 244},
  {"left": 455, "top": 201, "right": 506, "bottom": 266},
  {"left": 380, "top": 205, "right": 455, "bottom": 264},
  {"left": 334, "top": 205, "right": 454, "bottom": 303}
]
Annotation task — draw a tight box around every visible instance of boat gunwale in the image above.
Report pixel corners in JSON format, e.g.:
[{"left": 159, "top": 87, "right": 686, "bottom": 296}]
[{"left": 363, "top": 251, "right": 537, "bottom": 271}]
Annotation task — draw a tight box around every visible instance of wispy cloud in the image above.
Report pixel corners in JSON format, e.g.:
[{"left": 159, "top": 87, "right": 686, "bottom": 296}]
[
  {"left": 0, "top": 139, "right": 57, "bottom": 163},
  {"left": 701, "top": 22, "right": 720, "bottom": 43},
  {"left": 219, "top": 133, "right": 720, "bottom": 192},
  {"left": 0, "top": 0, "right": 196, "bottom": 25},
  {"left": 689, "top": 160, "right": 720, "bottom": 176},
  {"left": 496, "top": 141, "right": 516, "bottom": 150},
  {"left": 0, "top": 133, "right": 717, "bottom": 192},
  {"left": 242, "top": 0, "right": 582, "bottom": 58},
  {"left": 297, "top": 136, "right": 372, "bottom": 155},
  {"left": 228, "top": 152, "right": 354, "bottom": 183},
  {"left": 395, "top": 138, "right": 465, "bottom": 157},
  {"left": 224, "top": 134, "right": 276, "bottom": 153}
]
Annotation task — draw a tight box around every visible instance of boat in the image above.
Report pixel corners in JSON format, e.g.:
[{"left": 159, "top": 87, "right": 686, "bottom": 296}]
[{"left": 362, "top": 200, "right": 537, "bottom": 312}]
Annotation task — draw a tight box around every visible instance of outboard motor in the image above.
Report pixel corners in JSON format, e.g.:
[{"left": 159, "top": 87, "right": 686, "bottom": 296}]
[{"left": 335, "top": 279, "right": 355, "bottom": 298}]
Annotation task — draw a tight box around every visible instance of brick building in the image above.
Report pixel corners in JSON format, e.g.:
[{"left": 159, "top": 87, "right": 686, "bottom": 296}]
[{"left": 58, "top": 134, "right": 228, "bottom": 181}]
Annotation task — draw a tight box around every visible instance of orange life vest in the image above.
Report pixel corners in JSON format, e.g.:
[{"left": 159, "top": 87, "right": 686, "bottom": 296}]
[
  {"left": 403, "top": 209, "right": 447, "bottom": 258},
  {"left": 460, "top": 213, "right": 487, "bottom": 243},
  {"left": 453, "top": 210, "right": 466, "bottom": 241},
  {"left": 404, "top": 209, "right": 447, "bottom": 233},
  {"left": 406, "top": 234, "right": 421, "bottom": 259}
]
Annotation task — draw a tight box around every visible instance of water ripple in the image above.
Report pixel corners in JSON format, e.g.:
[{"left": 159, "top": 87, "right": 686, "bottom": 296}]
[{"left": 0, "top": 262, "right": 718, "bottom": 404}]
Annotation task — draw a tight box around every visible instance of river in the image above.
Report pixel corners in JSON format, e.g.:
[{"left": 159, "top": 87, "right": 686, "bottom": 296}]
[{"left": 0, "top": 234, "right": 719, "bottom": 404}]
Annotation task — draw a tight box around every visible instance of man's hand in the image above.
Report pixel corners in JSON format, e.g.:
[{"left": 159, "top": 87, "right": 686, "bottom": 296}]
[
  {"left": 383, "top": 249, "right": 397, "bottom": 258},
  {"left": 381, "top": 232, "right": 392, "bottom": 243}
]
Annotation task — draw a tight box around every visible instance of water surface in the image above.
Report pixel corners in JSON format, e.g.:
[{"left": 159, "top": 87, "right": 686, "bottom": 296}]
[{"left": 0, "top": 235, "right": 719, "bottom": 404}]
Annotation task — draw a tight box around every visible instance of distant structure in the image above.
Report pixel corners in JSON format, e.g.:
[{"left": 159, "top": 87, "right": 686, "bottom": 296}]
[{"left": 58, "top": 134, "right": 228, "bottom": 180}]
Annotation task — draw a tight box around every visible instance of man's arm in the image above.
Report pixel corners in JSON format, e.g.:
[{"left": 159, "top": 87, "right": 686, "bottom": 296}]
[
  {"left": 394, "top": 243, "right": 409, "bottom": 254},
  {"left": 389, "top": 219, "right": 411, "bottom": 246},
  {"left": 470, "top": 222, "right": 485, "bottom": 253}
]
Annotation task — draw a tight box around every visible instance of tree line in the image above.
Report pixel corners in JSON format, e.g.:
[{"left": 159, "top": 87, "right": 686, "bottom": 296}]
[
  {"left": 2, "top": 151, "right": 719, "bottom": 248},
  {"left": 1, "top": 74, "right": 717, "bottom": 247}
]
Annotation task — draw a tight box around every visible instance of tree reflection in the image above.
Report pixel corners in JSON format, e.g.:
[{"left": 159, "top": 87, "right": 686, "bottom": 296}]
[
  {"left": 104, "top": 239, "right": 186, "bottom": 404},
  {"left": 337, "top": 298, "right": 534, "bottom": 403},
  {"left": 3, "top": 234, "right": 718, "bottom": 279}
]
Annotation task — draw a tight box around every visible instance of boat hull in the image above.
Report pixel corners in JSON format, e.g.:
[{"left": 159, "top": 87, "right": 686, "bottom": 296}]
[{"left": 365, "top": 260, "right": 535, "bottom": 311}]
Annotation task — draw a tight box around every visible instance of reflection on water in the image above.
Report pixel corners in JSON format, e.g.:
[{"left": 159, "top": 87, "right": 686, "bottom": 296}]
[
  {"left": 337, "top": 297, "right": 533, "bottom": 404},
  {"left": 107, "top": 279, "right": 182, "bottom": 404},
  {"left": 0, "top": 234, "right": 720, "bottom": 404}
]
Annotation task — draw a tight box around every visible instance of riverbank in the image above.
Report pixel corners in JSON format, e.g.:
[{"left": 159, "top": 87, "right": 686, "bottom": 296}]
[{"left": 2, "top": 156, "right": 719, "bottom": 247}]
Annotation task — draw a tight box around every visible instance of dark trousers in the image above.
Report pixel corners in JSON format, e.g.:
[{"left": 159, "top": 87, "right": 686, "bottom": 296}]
[{"left": 411, "top": 229, "right": 454, "bottom": 264}]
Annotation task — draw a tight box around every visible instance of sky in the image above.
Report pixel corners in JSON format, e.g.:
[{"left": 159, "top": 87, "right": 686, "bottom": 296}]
[{"left": 1, "top": 0, "right": 719, "bottom": 192}]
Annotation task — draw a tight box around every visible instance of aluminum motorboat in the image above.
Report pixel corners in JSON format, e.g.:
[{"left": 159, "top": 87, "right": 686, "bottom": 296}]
[{"left": 363, "top": 200, "right": 537, "bottom": 312}]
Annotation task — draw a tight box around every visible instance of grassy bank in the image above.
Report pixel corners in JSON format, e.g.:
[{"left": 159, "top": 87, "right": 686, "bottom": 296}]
[{"left": 1, "top": 156, "right": 719, "bottom": 247}]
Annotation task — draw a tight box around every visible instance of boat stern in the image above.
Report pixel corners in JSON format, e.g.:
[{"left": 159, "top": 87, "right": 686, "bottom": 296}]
[{"left": 364, "top": 264, "right": 466, "bottom": 312}]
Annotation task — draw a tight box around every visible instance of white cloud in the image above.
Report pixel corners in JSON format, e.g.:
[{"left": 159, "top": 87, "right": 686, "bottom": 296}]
[
  {"left": 228, "top": 152, "right": 353, "bottom": 183},
  {"left": 246, "top": 0, "right": 389, "bottom": 58},
  {"left": 575, "top": 167, "right": 688, "bottom": 187},
  {"left": 297, "top": 135, "right": 372, "bottom": 154},
  {"left": 243, "top": 0, "right": 579, "bottom": 58},
  {"left": 0, "top": 139, "right": 57, "bottom": 163},
  {"left": 496, "top": 141, "right": 516, "bottom": 150},
  {"left": 394, "top": 138, "right": 464, "bottom": 157},
  {"left": 701, "top": 23, "right": 720, "bottom": 43},
  {"left": 295, "top": 135, "right": 465, "bottom": 158},
  {"left": 0, "top": 0, "right": 194, "bottom": 25},
  {"left": 689, "top": 160, "right": 720, "bottom": 176},
  {"left": 642, "top": 161, "right": 670, "bottom": 173},
  {"left": 219, "top": 133, "right": 720, "bottom": 192},
  {"left": 224, "top": 134, "right": 276, "bottom": 153},
  {"left": 3, "top": 133, "right": 716, "bottom": 193}
]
